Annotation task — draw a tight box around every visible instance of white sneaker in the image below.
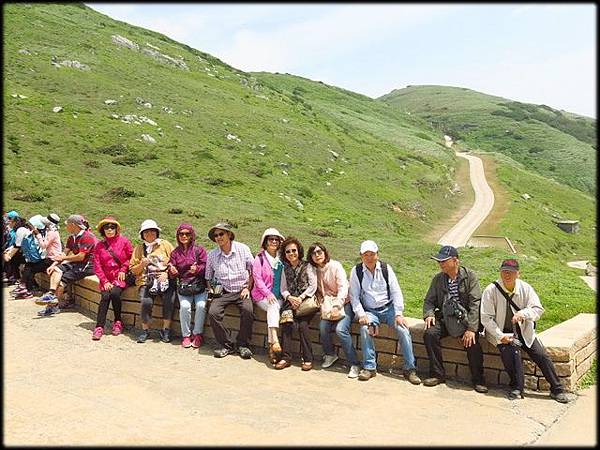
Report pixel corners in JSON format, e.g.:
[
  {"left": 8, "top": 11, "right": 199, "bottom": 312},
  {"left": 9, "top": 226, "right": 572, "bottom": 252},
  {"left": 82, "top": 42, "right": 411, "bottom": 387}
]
[
  {"left": 322, "top": 354, "right": 339, "bottom": 369},
  {"left": 348, "top": 365, "right": 360, "bottom": 378}
]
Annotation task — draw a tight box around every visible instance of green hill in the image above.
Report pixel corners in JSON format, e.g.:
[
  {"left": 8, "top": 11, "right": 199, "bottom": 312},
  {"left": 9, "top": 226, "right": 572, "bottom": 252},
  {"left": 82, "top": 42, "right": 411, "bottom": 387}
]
[
  {"left": 3, "top": 4, "right": 595, "bottom": 328},
  {"left": 380, "top": 85, "right": 596, "bottom": 195}
]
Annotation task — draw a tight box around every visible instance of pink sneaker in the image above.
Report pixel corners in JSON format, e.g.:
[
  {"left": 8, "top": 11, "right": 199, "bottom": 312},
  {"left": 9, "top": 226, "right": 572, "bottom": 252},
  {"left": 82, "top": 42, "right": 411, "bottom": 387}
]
[
  {"left": 191, "top": 334, "right": 203, "bottom": 348},
  {"left": 181, "top": 335, "right": 192, "bottom": 348},
  {"left": 111, "top": 320, "right": 123, "bottom": 336},
  {"left": 92, "top": 326, "right": 104, "bottom": 340}
]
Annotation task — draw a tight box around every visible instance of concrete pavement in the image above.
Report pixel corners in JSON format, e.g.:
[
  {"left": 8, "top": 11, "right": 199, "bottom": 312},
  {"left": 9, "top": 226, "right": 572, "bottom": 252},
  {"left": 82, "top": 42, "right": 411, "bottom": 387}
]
[{"left": 3, "top": 287, "right": 596, "bottom": 446}]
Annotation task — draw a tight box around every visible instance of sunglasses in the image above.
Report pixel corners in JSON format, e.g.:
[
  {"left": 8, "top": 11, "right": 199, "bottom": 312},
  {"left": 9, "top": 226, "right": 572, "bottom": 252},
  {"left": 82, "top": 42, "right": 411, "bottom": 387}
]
[
  {"left": 285, "top": 248, "right": 298, "bottom": 254},
  {"left": 178, "top": 232, "right": 191, "bottom": 237},
  {"left": 214, "top": 231, "right": 227, "bottom": 238},
  {"left": 103, "top": 224, "right": 117, "bottom": 230},
  {"left": 312, "top": 249, "right": 324, "bottom": 255}
]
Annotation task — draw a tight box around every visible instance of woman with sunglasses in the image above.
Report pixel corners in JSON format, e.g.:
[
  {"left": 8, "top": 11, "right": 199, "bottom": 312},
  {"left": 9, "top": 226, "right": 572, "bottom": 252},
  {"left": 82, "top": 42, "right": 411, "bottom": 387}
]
[
  {"left": 92, "top": 216, "right": 133, "bottom": 340},
  {"left": 275, "top": 236, "right": 318, "bottom": 371},
  {"left": 251, "top": 227, "right": 285, "bottom": 364},
  {"left": 308, "top": 242, "right": 361, "bottom": 378},
  {"left": 168, "top": 223, "right": 208, "bottom": 349}
]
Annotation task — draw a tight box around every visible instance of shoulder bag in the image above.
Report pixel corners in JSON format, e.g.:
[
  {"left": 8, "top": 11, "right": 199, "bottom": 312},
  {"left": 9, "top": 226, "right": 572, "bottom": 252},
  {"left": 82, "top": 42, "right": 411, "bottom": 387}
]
[
  {"left": 318, "top": 276, "right": 345, "bottom": 321},
  {"left": 177, "top": 246, "right": 206, "bottom": 296}
]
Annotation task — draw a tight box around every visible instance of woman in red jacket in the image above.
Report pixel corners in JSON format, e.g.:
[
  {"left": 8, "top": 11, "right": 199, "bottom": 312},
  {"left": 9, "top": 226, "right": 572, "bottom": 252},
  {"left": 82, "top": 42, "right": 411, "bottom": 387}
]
[{"left": 92, "top": 216, "right": 133, "bottom": 340}]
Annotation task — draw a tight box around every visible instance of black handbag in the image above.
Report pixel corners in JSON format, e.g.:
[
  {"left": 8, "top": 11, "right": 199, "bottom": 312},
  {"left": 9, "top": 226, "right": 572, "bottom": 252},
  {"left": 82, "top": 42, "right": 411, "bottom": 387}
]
[{"left": 177, "top": 279, "right": 205, "bottom": 296}]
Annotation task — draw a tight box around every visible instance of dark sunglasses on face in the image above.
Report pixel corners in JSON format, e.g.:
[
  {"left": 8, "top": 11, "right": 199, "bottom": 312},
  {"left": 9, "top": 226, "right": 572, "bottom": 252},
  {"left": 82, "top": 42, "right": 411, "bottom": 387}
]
[
  {"left": 312, "top": 249, "right": 324, "bottom": 255},
  {"left": 178, "top": 232, "right": 191, "bottom": 236},
  {"left": 285, "top": 248, "right": 298, "bottom": 254},
  {"left": 103, "top": 224, "right": 117, "bottom": 230},
  {"left": 214, "top": 232, "right": 227, "bottom": 238}
]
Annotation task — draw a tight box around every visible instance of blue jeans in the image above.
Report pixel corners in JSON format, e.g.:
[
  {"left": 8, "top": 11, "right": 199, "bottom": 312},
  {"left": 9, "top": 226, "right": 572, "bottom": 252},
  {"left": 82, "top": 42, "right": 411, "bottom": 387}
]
[
  {"left": 178, "top": 291, "right": 208, "bottom": 337},
  {"left": 359, "top": 305, "right": 416, "bottom": 371},
  {"left": 319, "top": 303, "right": 360, "bottom": 366}
]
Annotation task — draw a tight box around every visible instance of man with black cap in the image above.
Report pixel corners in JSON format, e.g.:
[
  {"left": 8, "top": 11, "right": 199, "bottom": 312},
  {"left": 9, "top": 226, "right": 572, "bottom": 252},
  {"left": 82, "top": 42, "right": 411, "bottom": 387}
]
[
  {"left": 205, "top": 223, "right": 255, "bottom": 359},
  {"left": 422, "top": 245, "right": 487, "bottom": 392},
  {"left": 481, "top": 259, "right": 571, "bottom": 403}
]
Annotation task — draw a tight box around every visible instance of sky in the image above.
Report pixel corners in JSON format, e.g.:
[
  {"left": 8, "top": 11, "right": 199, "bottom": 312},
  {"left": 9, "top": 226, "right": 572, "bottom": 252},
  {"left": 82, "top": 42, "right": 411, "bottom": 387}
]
[{"left": 88, "top": 3, "right": 596, "bottom": 118}]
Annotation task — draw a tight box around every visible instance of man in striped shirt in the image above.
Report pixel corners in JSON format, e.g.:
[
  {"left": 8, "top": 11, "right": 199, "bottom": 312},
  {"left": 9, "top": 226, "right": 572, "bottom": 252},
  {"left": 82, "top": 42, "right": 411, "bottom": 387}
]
[
  {"left": 205, "top": 223, "right": 255, "bottom": 359},
  {"left": 422, "top": 245, "right": 487, "bottom": 393}
]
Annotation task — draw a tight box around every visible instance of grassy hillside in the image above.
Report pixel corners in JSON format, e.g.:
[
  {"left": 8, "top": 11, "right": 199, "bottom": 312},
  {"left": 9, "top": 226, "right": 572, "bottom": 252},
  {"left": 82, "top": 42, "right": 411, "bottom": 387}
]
[
  {"left": 3, "top": 4, "right": 595, "bottom": 329},
  {"left": 380, "top": 85, "right": 596, "bottom": 195}
]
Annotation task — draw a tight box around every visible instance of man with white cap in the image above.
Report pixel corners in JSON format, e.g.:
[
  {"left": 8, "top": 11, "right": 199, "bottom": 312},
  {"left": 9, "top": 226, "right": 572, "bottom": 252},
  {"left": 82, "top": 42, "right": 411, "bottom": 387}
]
[
  {"left": 481, "top": 259, "right": 571, "bottom": 403},
  {"left": 422, "top": 245, "right": 487, "bottom": 392},
  {"left": 35, "top": 214, "right": 98, "bottom": 315},
  {"left": 349, "top": 240, "right": 421, "bottom": 383},
  {"left": 205, "top": 222, "right": 255, "bottom": 359}
]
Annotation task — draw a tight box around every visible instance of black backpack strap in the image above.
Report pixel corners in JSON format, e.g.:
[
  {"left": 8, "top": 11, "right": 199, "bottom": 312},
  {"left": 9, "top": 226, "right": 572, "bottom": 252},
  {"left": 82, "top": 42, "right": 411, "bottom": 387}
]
[
  {"left": 380, "top": 261, "right": 391, "bottom": 300},
  {"left": 103, "top": 241, "right": 122, "bottom": 266}
]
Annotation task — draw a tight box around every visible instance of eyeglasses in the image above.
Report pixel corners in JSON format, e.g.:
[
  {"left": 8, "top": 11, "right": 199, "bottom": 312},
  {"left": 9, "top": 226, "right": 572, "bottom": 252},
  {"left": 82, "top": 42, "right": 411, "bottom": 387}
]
[
  {"left": 178, "top": 232, "right": 191, "bottom": 237},
  {"left": 103, "top": 224, "right": 117, "bottom": 230},
  {"left": 285, "top": 248, "right": 298, "bottom": 254},
  {"left": 214, "top": 232, "right": 227, "bottom": 238},
  {"left": 313, "top": 249, "right": 324, "bottom": 255}
]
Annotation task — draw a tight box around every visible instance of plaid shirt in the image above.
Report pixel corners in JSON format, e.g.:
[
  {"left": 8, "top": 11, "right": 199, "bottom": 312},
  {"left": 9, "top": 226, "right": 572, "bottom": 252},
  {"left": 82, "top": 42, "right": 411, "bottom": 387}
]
[{"left": 205, "top": 241, "right": 254, "bottom": 293}]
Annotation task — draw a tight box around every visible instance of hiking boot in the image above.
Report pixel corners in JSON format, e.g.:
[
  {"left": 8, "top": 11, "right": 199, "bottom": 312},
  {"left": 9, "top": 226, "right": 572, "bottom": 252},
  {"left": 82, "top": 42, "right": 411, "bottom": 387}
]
[
  {"left": 322, "top": 354, "right": 339, "bottom": 369},
  {"left": 358, "top": 369, "right": 377, "bottom": 381},
  {"left": 37, "top": 306, "right": 60, "bottom": 316},
  {"left": 191, "top": 334, "right": 203, "bottom": 348},
  {"left": 111, "top": 320, "right": 123, "bottom": 336},
  {"left": 35, "top": 292, "right": 58, "bottom": 306},
  {"left": 550, "top": 391, "right": 571, "bottom": 404},
  {"left": 474, "top": 384, "right": 489, "bottom": 394},
  {"left": 92, "top": 326, "right": 104, "bottom": 340},
  {"left": 238, "top": 346, "right": 253, "bottom": 359},
  {"left": 160, "top": 328, "right": 171, "bottom": 343},
  {"left": 348, "top": 365, "right": 361, "bottom": 379},
  {"left": 181, "top": 335, "right": 192, "bottom": 348},
  {"left": 137, "top": 329, "right": 150, "bottom": 343},
  {"left": 423, "top": 377, "right": 445, "bottom": 387},
  {"left": 404, "top": 370, "right": 422, "bottom": 385},
  {"left": 507, "top": 389, "right": 524, "bottom": 400},
  {"left": 214, "top": 347, "right": 232, "bottom": 358}
]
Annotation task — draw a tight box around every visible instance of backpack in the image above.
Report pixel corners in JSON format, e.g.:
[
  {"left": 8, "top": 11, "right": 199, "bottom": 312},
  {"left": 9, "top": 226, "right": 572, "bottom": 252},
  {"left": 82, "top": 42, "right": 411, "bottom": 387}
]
[
  {"left": 21, "top": 233, "right": 44, "bottom": 263},
  {"left": 355, "top": 261, "right": 391, "bottom": 300}
]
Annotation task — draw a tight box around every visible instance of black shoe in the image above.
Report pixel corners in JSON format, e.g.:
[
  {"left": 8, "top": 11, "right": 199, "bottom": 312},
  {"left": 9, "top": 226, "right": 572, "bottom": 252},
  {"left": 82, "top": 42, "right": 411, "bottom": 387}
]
[
  {"left": 213, "top": 347, "right": 232, "bottom": 358},
  {"left": 160, "top": 328, "right": 171, "bottom": 343},
  {"left": 137, "top": 329, "right": 149, "bottom": 343},
  {"left": 507, "top": 389, "right": 524, "bottom": 400},
  {"left": 238, "top": 346, "right": 253, "bottom": 359},
  {"left": 550, "top": 391, "right": 571, "bottom": 403},
  {"left": 423, "top": 377, "right": 445, "bottom": 387},
  {"left": 474, "top": 384, "right": 489, "bottom": 394}
]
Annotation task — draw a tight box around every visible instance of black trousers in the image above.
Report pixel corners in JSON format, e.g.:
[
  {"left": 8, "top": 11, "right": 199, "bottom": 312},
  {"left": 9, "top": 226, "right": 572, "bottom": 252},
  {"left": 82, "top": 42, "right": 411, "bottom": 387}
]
[
  {"left": 22, "top": 259, "right": 53, "bottom": 291},
  {"left": 4, "top": 252, "right": 25, "bottom": 280},
  {"left": 281, "top": 311, "right": 317, "bottom": 363},
  {"left": 497, "top": 327, "right": 564, "bottom": 394},
  {"left": 96, "top": 286, "right": 124, "bottom": 327},
  {"left": 208, "top": 291, "right": 254, "bottom": 350},
  {"left": 423, "top": 320, "right": 485, "bottom": 385}
]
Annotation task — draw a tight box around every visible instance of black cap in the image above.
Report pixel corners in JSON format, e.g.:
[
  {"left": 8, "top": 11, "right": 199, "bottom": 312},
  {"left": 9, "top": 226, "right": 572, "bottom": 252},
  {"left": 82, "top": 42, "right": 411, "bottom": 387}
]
[
  {"left": 431, "top": 245, "right": 459, "bottom": 262},
  {"left": 500, "top": 259, "right": 519, "bottom": 272}
]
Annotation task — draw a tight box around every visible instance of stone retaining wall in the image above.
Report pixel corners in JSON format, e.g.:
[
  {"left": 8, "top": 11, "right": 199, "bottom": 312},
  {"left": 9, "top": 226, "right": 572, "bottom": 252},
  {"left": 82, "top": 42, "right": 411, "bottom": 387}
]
[{"left": 39, "top": 274, "right": 595, "bottom": 392}]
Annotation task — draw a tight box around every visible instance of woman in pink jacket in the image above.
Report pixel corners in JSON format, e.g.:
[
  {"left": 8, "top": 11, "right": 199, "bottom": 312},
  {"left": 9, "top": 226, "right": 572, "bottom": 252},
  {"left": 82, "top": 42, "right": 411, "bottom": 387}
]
[
  {"left": 92, "top": 216, "right": 133, "bottom": 341},
  {"left": 251, "top": 227, "right": 285, "bottom": 364}
]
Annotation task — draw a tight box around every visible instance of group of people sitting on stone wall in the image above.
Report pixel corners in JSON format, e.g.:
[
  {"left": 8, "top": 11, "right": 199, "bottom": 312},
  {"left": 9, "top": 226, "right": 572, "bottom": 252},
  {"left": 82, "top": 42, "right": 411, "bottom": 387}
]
[{"left": 2, "top": 210, "right": 571, "bottom": 403}]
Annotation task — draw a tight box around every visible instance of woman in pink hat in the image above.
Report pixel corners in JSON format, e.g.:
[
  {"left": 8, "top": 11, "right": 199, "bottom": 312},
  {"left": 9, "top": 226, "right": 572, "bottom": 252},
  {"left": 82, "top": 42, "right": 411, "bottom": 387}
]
[{"left": 92, "top": 216, "right": 133, "bottom": 340}]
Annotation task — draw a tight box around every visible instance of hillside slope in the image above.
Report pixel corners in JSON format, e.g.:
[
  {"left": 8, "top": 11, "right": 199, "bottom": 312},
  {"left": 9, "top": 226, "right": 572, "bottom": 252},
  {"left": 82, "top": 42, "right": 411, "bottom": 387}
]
[{"left": 380, "top": 85, "right": 596, "bottom": 195}]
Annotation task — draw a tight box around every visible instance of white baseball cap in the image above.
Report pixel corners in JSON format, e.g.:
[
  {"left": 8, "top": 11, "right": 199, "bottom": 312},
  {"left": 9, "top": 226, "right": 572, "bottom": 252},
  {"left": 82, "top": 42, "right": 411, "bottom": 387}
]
[{"left": 360, "top": 240, "right": 378, "bottom": 254}]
